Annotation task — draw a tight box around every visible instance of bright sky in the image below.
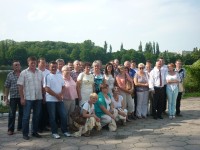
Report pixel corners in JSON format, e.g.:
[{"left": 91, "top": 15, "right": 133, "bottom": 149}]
[{"left": 0, "top": 0, "right": 200, "bottom": 53}]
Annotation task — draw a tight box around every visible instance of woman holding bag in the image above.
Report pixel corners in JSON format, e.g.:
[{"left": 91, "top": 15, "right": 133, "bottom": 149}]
[{"left": 116, "top": 65, "right": 135, "bottom": 120}]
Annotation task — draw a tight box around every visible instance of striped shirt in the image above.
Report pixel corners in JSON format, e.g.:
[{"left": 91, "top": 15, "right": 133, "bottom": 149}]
[{"left": 4, "top": 71, "right": 20, "bottom": 98}]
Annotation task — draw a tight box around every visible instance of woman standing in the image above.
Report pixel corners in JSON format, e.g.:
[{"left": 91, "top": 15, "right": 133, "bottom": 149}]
[
  {"left": 116, "top": 65, "right": 134, "bottom": 119},
  {"left": 104, "top": 63, "right": 115, "bottom": 95},
  {"left": 77, "top": 62, "right": 94, "bottom": 106},
  {"left": 134, "top": 63, "right": 149, "bottom": 118},
  {"left": 92, "top": 60, "right": 104, "bottom": 94},
  {"left": 62, "top": 65, "right": 78, "bottom": 126},
  {"left": 95, "top": 84, "right": 117, "bottom": 132},
  {"left": 166, "top": 63, "right": 180, "bottom": 119}
]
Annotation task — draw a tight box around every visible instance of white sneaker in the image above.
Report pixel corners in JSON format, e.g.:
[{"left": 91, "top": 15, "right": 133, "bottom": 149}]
[
  {"left": 52, "top": 133, "right": 60, "bottom": 139},
  {"left": 63, "top": 132, "right": 71, "bottom": 137},
  {"left": 172, "top": 115, "right": 175, "bottom": 119},
  {"left": 169, "top": 116, "right": 172, "bottom": 119}
]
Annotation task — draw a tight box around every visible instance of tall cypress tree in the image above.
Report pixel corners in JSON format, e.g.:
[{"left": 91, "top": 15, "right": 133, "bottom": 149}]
[{"left": 138, "top": 41, "right": 142, "bottom": 52}]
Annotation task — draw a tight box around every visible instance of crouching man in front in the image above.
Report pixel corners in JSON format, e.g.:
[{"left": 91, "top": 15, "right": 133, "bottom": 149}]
[{"left": 73, "top": 93, "right": 101, "bottom": 137}]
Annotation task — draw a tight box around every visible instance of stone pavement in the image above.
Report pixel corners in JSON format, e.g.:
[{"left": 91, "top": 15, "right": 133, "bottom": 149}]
[{"left": 0, "top": 97, "right": 200, "bottom": 150}]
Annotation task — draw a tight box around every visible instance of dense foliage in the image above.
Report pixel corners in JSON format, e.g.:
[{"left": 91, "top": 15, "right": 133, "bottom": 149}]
[
  {"left": 184, "top": 59, "right": 200, "bottom": 92},
  {"left": 0, "top": 39, "right": 199, "bottom": 66}
]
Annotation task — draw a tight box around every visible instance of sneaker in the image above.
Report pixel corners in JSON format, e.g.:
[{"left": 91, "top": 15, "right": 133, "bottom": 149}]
[
  {"left": 52, "top": 133, "right": 60, "bottom": 139},
  {"left": 172, "top": 115, "right": 175, "bottom": 119},
  {"left": 169, "top": 116, "right": 172, "bottom": 119},
  {"left": 63, "top": 132, "right": 71, "bottom": 137},
  {"left": 32, "top": 132, "right": 42, "bottom": 138}
]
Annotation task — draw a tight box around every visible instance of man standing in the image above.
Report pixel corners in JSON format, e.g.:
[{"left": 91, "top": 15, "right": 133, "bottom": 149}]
[
  {"left": 17, "top": 56, "right": 43, "bottom": 140},
  {"left": 44, "top": 61, "right": 70, "bottom": 139},
  {"left": 56, "top": 59, "right": 65, "bottom": 74},
  {"left": 4, "top": 60, "right": 23, "bottom": 135},
  {"left": 149, "top": 60, "right": 166, "bottom": 119},
  {"left": 38, "top": 58, "right": 50, "bottom": 132},
  {"left": 175, "top": 60, "right": 186, "bottom": 117},
  {"left": 70, "top": 60, "right": 81, "bottom": 82},
  {"left": 159, "top": 57, "right": 168, "bottom": 115}
]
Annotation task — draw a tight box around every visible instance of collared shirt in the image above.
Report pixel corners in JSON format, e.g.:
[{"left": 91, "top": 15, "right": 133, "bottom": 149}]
[
  {"left": 70, "top": 70, "right": 81, "bottom": 82},
  {"left": 17, "top": 68, "right": 43, "bottom": 100},
  {"left": 149, "top": 67, "right": 166, "bottom": 91},
  {"left": 4, "top": 71, "right": 20, "bottom": 98},
  {"left": 175, "top": 68, "right": 186, "bottom": 83},
  {"left": 129, "top": 68, "right": 136, "bottom": 78},
  {"left": 56, "top": 69, "right": 62, "bottom": 75}
]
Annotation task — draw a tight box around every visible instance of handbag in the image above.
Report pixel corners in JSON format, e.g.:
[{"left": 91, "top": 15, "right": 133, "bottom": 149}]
[
  {"left": 125, "top": 73, "right": 132, "bottom": 91},
  {"left": 70, "top": 106, "right": 87, "bottom": 125}
]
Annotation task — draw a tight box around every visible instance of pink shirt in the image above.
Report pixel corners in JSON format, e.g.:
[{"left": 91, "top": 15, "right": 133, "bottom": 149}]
[
  {"left": 116, "top": 73, "right": 132, "bottom": 88},
  {"left": 63, "top": 76, "right": 78, "bottom": 100}
]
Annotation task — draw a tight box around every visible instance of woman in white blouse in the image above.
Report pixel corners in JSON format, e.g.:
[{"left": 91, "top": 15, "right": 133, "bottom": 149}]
[
  {"left": 104, "top": 63, "right": 115, "bottom": 95},
  {"left": 166, "top": 63, "right": 180, "bottom": 119},
  {"left": 77, "top": 62, "right": 94, "bottom": 106}
]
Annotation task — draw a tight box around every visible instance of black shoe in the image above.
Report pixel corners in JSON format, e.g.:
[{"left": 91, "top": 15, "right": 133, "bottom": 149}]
[
  {"left": 176, "top": 114, "right": 183, "bottom": 117},
  {"left": 32, "top": 132, "right": 42, "bottom": 138},
  {"left": 23, "top": 135, "right": 30, "bottom": 140},
  {"left": 158, "top": 116, "right": 163, "bottom": 119},
  {"left": 17, "top": 128, "right": 22, "bottom": 131},
  {"left": 153, "top": 116, "right": 157, "bottom": 120},
  {"left": 126, "top": 118, "right": 131, "bottom": 122}
]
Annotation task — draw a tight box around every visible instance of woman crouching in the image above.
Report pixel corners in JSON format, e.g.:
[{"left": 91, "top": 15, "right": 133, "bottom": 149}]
[
  {"left": 73, "top": 93, "right": 101, "bottom": 137},
  {"left": 95, "top": 83, "right": 117, "bottom": 132},
  {"left": 111, "top": 87, "right": 128, "bottom": 125}
]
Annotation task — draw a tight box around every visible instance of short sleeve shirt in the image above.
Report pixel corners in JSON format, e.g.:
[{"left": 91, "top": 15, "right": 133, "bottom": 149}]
[
  {"left": 44, "top": 73, "right": 64, "bottom": 102},
  {"left": 82, "top": 102, "right": 94, "bottom": 114},
  {"left": 17, "top": 68, "right": 43, "bottom": 100}
]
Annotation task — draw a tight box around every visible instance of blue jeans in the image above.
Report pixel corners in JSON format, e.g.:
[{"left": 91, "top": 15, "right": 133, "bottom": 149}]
[
  {"left": 46, "top": 101, "right": 68, "bottom": 134},
  {"left": 166, "top": 86, "right": 178, "bottom": 116},
  {"left": 8, "top": 98, "right": 23, "bottom": 132},
  {"left": 22, "top": 100, "right": 42, "bottom": 136}
]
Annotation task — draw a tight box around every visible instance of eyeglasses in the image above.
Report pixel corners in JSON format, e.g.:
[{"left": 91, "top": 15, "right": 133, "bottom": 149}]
[{"left": 139, "top": 67, "right": 144, "bottom": 70}]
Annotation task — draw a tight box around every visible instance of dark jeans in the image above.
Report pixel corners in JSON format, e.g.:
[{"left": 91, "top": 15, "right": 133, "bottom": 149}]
[
  {"left": 176, "top": 92, "right": 182, "bottom": 115},
  {"left": 162, "top": 85, "right": 167, "bottom": 112},
  {"left": 22, "top": 100, "right": 42, "bottom": 136},
  {"left": 46, "top": 102, "right": 68, "bottom": 134},
  {"left": 38, "top": 103, "right": 49, "bottom": 131},
  {"left": 8, "top": 98, "right": 23, "bottom": 132},
  {"left": 153, "top": 87, "right": 164, "bottom": 118}
]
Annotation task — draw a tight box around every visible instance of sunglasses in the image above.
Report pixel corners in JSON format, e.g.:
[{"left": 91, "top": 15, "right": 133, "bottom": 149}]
[{"left": 139, "top": 67, "right": 144, "bottom": 70}]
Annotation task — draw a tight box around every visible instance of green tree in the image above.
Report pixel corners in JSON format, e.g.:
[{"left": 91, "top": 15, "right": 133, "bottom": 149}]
[
  {"left": 109, "top": 44, "right": 112, "bottom": 53},
  {"left": 138, "top": 41, "right": 142, "bottom": 52},
  {"left": 6, "top": 46, "right": 28, "bottom": 65},
  {"left": 104, "top": 41, "right": 107, "bottom": 53},
  {"left": 120, "top": 43, "right": 124, "bottom": 51},
  {"left": 156, "top": 42, "right": 160, "bottom": 56}
]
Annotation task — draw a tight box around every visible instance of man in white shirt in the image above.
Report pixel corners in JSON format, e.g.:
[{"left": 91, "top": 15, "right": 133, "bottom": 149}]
[
  {"left": 149, "top": 60, "right": 166, "bottom": 119},
  {"left": 159, "top": 57, "right": 168, "bottom": 115},
  {"left": 56, "top": 59, "right": 65, "bottom": 74},
  {"left": 44, "top": 61, "right": 70, "bottom": 139}
]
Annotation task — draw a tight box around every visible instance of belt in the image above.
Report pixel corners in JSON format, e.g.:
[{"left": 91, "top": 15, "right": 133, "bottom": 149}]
[{"left": 154, "top": 86, "right": 164, "bottom": 89}]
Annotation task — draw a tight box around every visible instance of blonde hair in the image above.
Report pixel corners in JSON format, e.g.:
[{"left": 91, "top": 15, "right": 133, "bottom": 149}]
[
  {"left": 90, "top": 93, "right": 98, "bottom": 99},
  {"left": 138, "top": 63, "right": 145, "bottom": 68}
]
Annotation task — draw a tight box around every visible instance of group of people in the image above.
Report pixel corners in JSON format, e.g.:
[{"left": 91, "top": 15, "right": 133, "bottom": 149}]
[{"left": 4, "top": 56, "right": 185, "bottom": 140}]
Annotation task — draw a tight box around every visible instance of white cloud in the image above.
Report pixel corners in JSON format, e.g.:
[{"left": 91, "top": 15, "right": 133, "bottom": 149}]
[{"left": 0, "top": 0, "right": 199, "bottom": 51}]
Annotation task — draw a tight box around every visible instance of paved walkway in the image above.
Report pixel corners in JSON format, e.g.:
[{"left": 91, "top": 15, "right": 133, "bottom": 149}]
[{"left": 0, "top": 98, "right": 200, "bottom": 150}]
